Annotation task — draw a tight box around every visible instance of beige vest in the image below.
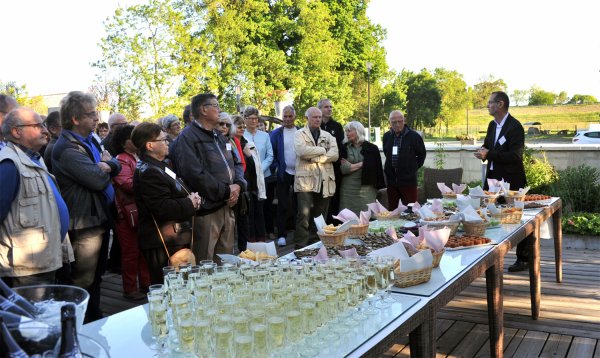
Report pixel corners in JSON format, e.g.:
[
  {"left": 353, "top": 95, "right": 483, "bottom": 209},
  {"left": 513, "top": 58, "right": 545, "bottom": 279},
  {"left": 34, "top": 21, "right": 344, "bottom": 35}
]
[{"left": 0, "top": 142, "right": 63, "bottom": 277}]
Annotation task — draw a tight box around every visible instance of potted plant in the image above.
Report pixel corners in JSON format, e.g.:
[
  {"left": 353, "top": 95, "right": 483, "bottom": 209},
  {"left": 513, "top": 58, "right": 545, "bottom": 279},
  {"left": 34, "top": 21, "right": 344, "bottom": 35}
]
[{"left": 456, "top": 134, "right": 477, "bottom": 145}]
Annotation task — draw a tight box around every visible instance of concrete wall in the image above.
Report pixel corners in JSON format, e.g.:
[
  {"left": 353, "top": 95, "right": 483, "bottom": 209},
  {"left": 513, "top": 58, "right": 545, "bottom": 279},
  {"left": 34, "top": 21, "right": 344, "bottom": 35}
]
[{"left": 416, "top": 143, "right": 600, "bottom": 183}]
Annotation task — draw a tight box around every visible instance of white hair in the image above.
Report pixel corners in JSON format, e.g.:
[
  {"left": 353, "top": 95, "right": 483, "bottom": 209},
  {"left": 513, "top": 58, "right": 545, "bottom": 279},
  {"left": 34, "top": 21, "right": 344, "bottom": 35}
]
[
  {"left": 219, "top": 112, "right": 236, "bottom": 137},
  {"left": 343, "top": 120, "right": 366, "bottom": 144}
]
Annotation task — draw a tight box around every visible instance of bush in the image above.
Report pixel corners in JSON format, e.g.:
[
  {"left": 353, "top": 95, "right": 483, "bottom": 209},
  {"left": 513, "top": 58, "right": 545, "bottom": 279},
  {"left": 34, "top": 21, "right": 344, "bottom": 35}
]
[
  {"left": 563, "top": 212, "right": 600, "bottom": 236},
  {"left": 549, "top": 164, "right": 600, "bottom": 213},
  {"left": 523, "top": 148, "right": 558, "bottom": 193}
]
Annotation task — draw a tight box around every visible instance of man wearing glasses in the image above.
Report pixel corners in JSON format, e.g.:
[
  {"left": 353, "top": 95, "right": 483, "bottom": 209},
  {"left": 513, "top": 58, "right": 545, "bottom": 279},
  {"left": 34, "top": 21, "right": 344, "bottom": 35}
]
[
  {"left": 170, "top": 93, "right": 246, "bottom": 263},
  {"left": 0, "top": 108, "right": 69, "bottom": 287},
  {"left": 52, "top": 91, "right": 121, "bottom": 322},
  {"left": 0, "top": 94, "right": 18, "bottom": 151},
  {"left": 101, "top": 113, "right": 128, "bottom": 156}
]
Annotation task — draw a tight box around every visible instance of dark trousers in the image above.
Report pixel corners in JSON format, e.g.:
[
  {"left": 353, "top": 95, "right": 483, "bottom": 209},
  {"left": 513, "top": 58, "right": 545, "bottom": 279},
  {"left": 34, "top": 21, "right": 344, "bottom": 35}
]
[
  {"left": 141, "top": 245, "right": 186, "bottom": 285},
  {"left": 3, "top": 271, "right": 57, "bottom": 288},
  {"left": 236, "top": 204, "right": 249, "bottom": 252},
  {"left": 276, "top": 173, "right": 297, "bottom": 238},
  {"left": 263, "top": 180, "right": 277, "bottom": 235},
  {"left": 387, "top": 186, "right": 418, "bottom": 210},
  {"left": 248, "top": 192, "right": 266, "bottom": 242},
  {"left": 295, "top": 191, "right": 330, "bottom": 249},
  {"left": 326, "top": 166, "right": 342, "bottom": 223}
]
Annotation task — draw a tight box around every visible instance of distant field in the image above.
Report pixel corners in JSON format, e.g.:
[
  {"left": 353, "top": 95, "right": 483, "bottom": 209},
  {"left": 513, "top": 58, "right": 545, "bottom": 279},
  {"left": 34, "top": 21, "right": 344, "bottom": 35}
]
[{"left": 424, "top": 103, "right": 600, "bottom": 138}]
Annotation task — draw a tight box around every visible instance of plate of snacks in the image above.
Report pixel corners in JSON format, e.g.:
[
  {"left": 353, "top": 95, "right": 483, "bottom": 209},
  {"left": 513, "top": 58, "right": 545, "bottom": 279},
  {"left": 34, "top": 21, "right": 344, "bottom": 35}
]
[{"left": 444, "top": 235, "right": 494, "bottom": 250}]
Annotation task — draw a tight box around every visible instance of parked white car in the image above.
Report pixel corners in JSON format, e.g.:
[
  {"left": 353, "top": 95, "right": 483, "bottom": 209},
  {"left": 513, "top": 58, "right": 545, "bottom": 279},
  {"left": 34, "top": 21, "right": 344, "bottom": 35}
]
[{"left": 572, "top": 130, "right": 600, "bottom": 144}]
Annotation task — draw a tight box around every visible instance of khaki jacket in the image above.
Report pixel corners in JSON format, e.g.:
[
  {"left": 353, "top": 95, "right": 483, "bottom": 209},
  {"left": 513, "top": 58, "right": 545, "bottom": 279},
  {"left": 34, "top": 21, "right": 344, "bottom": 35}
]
[
  {"left": 0, "top": 143, "right": 63, "bottom": 277},
  {"left": 294, "top": 126, "right": 339, "bottom": 197}
]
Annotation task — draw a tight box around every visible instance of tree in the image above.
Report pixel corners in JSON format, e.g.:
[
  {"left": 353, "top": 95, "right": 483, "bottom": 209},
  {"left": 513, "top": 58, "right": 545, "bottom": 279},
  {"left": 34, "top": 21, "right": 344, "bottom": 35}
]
[
  {"left": 568, "top": 94, "right": 598, "bottom": 104},
  {"left": 0, "top": 80, "right": 47, "bottom": 114},
  {"left": 556, "top": 91, "right": 568, "bottom": 104},
  {"left": 404, "top": 69, "right": 441, "bottom": 130},
  {"left": 471, "top": 75, "right": 507, "bottom": 108},
  {"left": 433, "top": 68, "right": 468, "bottom": 132},
  {"left": 528, "top": 85, "right": 556, "bottom": 105},
  {"left": 511, "top": 89, "right": 529, "bottom": 106}
]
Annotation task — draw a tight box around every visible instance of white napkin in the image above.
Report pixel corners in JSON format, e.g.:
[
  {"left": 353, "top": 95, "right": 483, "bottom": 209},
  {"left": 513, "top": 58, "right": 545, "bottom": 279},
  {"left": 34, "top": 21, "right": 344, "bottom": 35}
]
[
  {"left": 338, "top": 247, "right": 359, "bottom": 258},
  {"left": 430, "top": 199, "right": 443, "bottom": 214},
  {"left": 469, "top": 186, "right": 485, "bottom": 196},
  {"left": 422, "top": 226, "right": 450, "bottom": 252},
  {"left": 359, "top": 210, "right": 371, "bottom": 225},
  {"left": 335, "top": 219, "right": 357, "bottom": 233},
  {"left": 314, "top": 215, "right": 327, "bottom": 233},
  {"left": 500, "top": 180, "right": 511, "bottom": 195},
  {"left": 314, "top": 246, "right": 328, "bottom": 261},
  {"left": 332, "top": 209, "right": 359, "bottom": 223},
  {"left": 412, "top": 202, "right": 421, "bottom": 211},
  {"left": 457, "top": 196, "right": 481, "bottom": 210},
  {"left": 452, "top": 183, "right": 467, "bottom": 194},
  {"left": 247, "top": 241, "right": 278, "bottom": 257},
  {"left": 400, "top": 230, "right": 422, "bottom": 248},
  {"left": 398, "top": 250, "right": 433, "bottom": 272},
  {"left": 368, "top": 242, "right": 410, "bottom": 260},
  {"left": 461, "top": 205, "right": 485, "bottom": 222},
  {"left": 486, "top": 203, "right": 501, "bottom": 215},
  {"left": 385, "top": 226, "right": 399, "bottom": 241},
  {"left": 437, "top": 183, "right": 453, "bottom": 194},
  {"left": 517, "top": 187, "right": 531, "bottom": 196},
  {"left": 416, "top": 205, "right": 436, "bottom": 220},
  {"left": 514, "top": 200, "right": 525, "bottom": 209}
]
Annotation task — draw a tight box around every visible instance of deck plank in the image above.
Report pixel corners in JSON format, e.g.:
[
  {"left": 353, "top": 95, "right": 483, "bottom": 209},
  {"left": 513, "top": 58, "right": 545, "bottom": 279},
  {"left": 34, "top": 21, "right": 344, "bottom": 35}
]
[
  {"left": 566, "top": 337, "right": 597, "bottom": 358},
  {"left": 539, "top": 334, "right": 572, "bottom": 358}
]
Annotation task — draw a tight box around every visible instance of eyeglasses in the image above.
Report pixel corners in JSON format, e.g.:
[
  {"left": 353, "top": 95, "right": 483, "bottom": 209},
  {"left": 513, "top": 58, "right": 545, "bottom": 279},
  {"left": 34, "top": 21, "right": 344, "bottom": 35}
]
[
  {"left": 219, "top": 122, "right": 232, "bottom": 127},
  {"left": 245, "top": 116, "right": 259, "bottom": 121},
  {"left": 487, "top": 100, "right": 500, "bottom": 105},
  {"left": 17, "top": 123, "right": 46, "bottom": 130},
  {"left": 203, "top": 103, "right": 220, "bottom": 109},
  {"left": 83, "top": 111, "right": 99, "bottom": 118},
  {"left": 150, "top": 137, "right": 169, "bottom": 143}
]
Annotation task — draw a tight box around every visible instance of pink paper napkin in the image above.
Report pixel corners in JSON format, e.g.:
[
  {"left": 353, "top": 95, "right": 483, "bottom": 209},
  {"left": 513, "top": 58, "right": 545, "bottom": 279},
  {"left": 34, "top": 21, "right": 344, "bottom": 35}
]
[
  {"left": 431, "top": 199, "right": 443, "bottom": 214},
  {"left": 338, "top": 247, "right": 359, "bottom": 258},
  {"left": 412, "top": 202, "right": 421, "bottom": 211},
  {"left": 366, "top": 200, "right": 387, "bottom": 214},
  {"left": 332, "top": 209, "right": 359, "bottom": 223},
  {"left": 385, "top": 226, "right": 399, "bottom": 241},
  {"left": 437, "top": 183, "right": 453, "bottom": 194},
  {"left": 400, "top": 230, "right": 422, "bottom": 247},
  {"left": 314, "top": 246, "right": 328, "bottom": 261},
  {"left": 394, "top": 199, "right": 408, "bottom": 214},
  {"left": 359, "top": 210, "right": 371, "bottom": 225},
  {"left": 452, "top": 183, "right": 467, "bottom": 194},
  {"left": 423, "top": 226, "right": 450, "bottom": 252}
]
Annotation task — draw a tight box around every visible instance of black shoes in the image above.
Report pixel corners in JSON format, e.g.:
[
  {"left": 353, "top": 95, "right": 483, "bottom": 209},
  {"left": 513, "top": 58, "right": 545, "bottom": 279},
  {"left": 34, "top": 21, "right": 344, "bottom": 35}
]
[{"left": 508, "top": 260, "right": 529, "bottom": 272}]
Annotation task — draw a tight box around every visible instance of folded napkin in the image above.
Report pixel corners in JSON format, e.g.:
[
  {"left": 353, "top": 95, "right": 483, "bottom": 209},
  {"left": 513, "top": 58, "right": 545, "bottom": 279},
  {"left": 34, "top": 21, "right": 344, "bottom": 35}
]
[
  {"left": 398, "top": 250, "right": 433, "bottom": 272},
  {"left": 515, "top": 186, "right": 530, "bottom": 196},
  {"left": 314, "top": 214, "right": 354, "bottom": 234},
  {"left": 400, "top": 229, "right": 422, "bottom": 248},
  {"left": 314, "top": 215, "right": 327, "bottom": 233},
  {"left": 368, "top": 242, "right": 410, "bottom": 260},
  {"left": 430, "top": 199, "right": 443, "bottom": 214},
  {"left": 359, "top": 210, "right": 371, "bottom": 225},
  {"left": 314, "top": 246, "right": 328, "bottom": 261},
  {"left": 452, "top": 183, "right": 467, "bottom": 194},
  {"left": 460, "top": 205, "right": 486, "bottom": 222},
  {"left": 514, "top": 200, "right": 525, "bottom": 209},
  {"left": 437, "top": 183, "right": 453, "bottom": 194},
  {"left": 247, "top": 241, "right": 278, "bottom": 257},
  {"left": 469, "top": 185, "right": 485, "bottom": 196},
  {"left": 332, "top": 209, "right": 359, "bottom": 223},
  {"left": 385, "top": 226, "right": 399, "bottom": 241},
  {"left": 338, "top": 247, "right": 359, "bottom": 258},
  {"left": 412, "top": 202, "right": 421, "bottom": 211},
  {"left": 486, "top": 203, "right": 501, "bottom": 215},
  {"left": 422, "top": 226, "right": 450, "bottom": 252},
  {"left": 486, "top": 179, "right": 506, "bottom": 194},
  {"left": 456, "top": 196, "right": 481, "bottom": 210},
  {"left": 367, "top": 199, "right": 407, "bottom": 216},
  {"left": 415, "top": 205, "right": 437, "bottom": 220}
]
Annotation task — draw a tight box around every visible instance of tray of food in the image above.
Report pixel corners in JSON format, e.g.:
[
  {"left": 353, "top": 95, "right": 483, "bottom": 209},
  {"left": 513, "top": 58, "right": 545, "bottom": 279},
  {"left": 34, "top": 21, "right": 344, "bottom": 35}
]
[
  {"left": 293, "top": 232, "right": 396, "bottom": 258},
  {"left": 523, "top": 194, "right": 552, "bottom": 202},
  {"left": 444, "top": 235, "right": 494, "bottom": 250}
]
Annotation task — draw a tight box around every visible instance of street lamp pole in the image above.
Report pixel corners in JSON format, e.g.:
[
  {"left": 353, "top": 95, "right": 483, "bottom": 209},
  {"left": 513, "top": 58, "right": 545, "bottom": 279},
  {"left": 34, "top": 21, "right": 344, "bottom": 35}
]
[
  {"left": 235, "top": 85, "right": 241, "bottom": 114},
  {"left": 366, "top": 62, "right": 373, "bottom": 141}
]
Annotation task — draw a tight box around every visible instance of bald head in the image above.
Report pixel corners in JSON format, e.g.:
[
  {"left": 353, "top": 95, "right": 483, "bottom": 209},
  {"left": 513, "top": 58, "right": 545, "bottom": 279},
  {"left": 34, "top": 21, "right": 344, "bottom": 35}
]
[
  {"left": 108, "top": 113, "right": 127, "bottom": 131},
  {"left": 305, "top": 107, "right": 322, "bottom": 129},
  {"left": 389, "top": 110, "right": 406, "bottom": 134}
]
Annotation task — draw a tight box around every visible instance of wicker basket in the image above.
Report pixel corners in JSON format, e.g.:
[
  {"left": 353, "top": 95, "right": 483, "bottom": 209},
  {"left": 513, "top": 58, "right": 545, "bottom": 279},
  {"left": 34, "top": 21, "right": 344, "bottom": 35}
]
[
  {"left": 432, "top": 249, "right": 445, "bottom": 268},
  {"left": 318, "top": 231, "right": 347, "bottom": 247},
  {"left": 504, "top": 193, "right": 525, "bottom": 206},
  {"left": 492, "top": 209, "right": 523, "bottom": 224},
  {"left": 393, "top": 266, "right": 433, "bottom": 288},
  {"left": 470, "top": 194, "right": 499, "bottom": 206},
  {"left": 462, "top": 220, "right": 488, "bottom": 236},
  {"left": 442, "top": 193, "right": 457, "bottom": 199},
  {"left": 422, "top": 220, "right": 460, "bottom": 235},
  {"left": 374, "top": 212, "right": 400, "bottom": 221},
  {"left": 348, "top": 224, "right": 369, "bottom": 236}
]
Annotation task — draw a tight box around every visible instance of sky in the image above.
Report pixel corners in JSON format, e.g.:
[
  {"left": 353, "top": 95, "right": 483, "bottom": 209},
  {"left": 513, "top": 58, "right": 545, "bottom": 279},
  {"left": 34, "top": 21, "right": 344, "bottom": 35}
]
[{"left": 1, "top": 0, "right": 599, "bottom": 100}]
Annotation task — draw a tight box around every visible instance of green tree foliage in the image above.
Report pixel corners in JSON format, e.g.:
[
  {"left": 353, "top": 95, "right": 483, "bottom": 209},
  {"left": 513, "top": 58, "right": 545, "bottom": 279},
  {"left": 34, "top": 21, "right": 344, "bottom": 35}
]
[
  {"left": 511, "top": 89, "right": 528, "bottom": 106},
  {"left": 549, "top": 164, "right": 600, "bottom": 213},
  {"left": 433, "top": 68, "right": 468, "bottom": 131},
  {"left": 97, "top": 0, "right": 386, "bottom": 120},
  {"left": 471, "top": 75, "right": 507, "bottom": 108},
  {"left": 404, "top": 69, "right": 441, "bottom": 130},
  {"left": 523, "top": 148, "right": 558, "bottom": 193},
  {"left": 528, "top": 85, "right": 556, "bottom": 105},
  {"left": 556, "top": 91, "right": 568, "bottom": 104},
  {"left": 568, "top": 94, "right": 598, "bottom": 104},
  {"left": 0, "top": 80, "right": 48, "bottom": 114}
]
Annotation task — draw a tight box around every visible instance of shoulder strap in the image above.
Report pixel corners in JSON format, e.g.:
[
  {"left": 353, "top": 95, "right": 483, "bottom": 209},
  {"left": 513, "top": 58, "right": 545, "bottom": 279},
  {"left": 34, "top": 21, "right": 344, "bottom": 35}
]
[{"left": 151, "top": 214, "right": 194, "bottom": 261}]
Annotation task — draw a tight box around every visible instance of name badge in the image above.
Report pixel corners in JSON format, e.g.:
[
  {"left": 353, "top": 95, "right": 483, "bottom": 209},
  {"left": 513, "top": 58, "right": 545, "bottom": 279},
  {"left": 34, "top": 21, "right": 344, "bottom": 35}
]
[
  {"left": 392, "top": 146, "right": 398, "bottom": 155},
  {"left": 226, "top": 143, "right": 232, "bottom": 151},
  {"left": 165, "top": 167, "right": 177, "bottom": 180},
  {"left": 498, "top": 136, "right": 506, "bottom": 145}
]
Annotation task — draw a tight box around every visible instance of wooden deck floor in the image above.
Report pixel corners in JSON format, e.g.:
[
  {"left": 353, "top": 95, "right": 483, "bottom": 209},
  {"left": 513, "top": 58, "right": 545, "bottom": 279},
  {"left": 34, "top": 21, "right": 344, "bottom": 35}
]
[{"left": 97, "top": 243, "right": 600, "bottom": 358}]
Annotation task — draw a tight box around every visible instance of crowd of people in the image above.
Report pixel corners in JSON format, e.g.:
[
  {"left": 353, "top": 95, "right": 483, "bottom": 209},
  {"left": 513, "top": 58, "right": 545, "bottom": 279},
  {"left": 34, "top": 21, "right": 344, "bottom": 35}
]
[{"left": 0, "top": 89, "right": 441, "bottom": 323}]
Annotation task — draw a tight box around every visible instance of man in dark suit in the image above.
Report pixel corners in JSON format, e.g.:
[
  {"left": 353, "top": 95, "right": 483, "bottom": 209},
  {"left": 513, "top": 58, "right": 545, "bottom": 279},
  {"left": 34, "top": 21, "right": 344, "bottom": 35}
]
[{"left": 475, "top": 90, "right": 528, "bottom": 272}]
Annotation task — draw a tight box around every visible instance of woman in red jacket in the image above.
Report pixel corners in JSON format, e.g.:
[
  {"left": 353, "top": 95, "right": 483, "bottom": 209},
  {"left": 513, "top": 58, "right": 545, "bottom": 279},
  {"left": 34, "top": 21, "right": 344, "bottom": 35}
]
[{"left": 112, "top": 125, "right": 150, "bottom": 300}]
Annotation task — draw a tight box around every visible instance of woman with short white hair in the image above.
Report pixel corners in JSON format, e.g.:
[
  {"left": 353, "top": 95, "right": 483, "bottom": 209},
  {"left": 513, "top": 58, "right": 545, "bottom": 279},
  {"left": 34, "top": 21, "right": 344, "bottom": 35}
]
[{"left": 339, "top": 121, "right": 385, "bottom": 215}]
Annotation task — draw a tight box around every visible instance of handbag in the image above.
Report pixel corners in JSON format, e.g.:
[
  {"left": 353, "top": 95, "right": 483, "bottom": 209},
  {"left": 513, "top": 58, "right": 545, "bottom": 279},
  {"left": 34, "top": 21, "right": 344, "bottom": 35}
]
[
  {"left": 123, "top": 202, "right": 139, "bottom": 228},
  {"left": 152, "top": 215, "right": 196, "bottom": 267}
]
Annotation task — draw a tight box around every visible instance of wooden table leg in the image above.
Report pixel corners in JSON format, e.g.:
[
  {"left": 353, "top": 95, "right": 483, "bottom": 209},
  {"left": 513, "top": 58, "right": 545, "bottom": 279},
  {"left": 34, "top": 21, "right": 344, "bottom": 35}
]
[
  {"left": 529, "top": 219, "right": 541, "bottom": 320},
  {"left": 409, "top": 307, "right": 435, "bottom": 358},
  {"left": 486, "top": 255, "right": 504, "bottom": 358},
  {"left": 553, "top": 206, "right": 563, "bottom": 283}
]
